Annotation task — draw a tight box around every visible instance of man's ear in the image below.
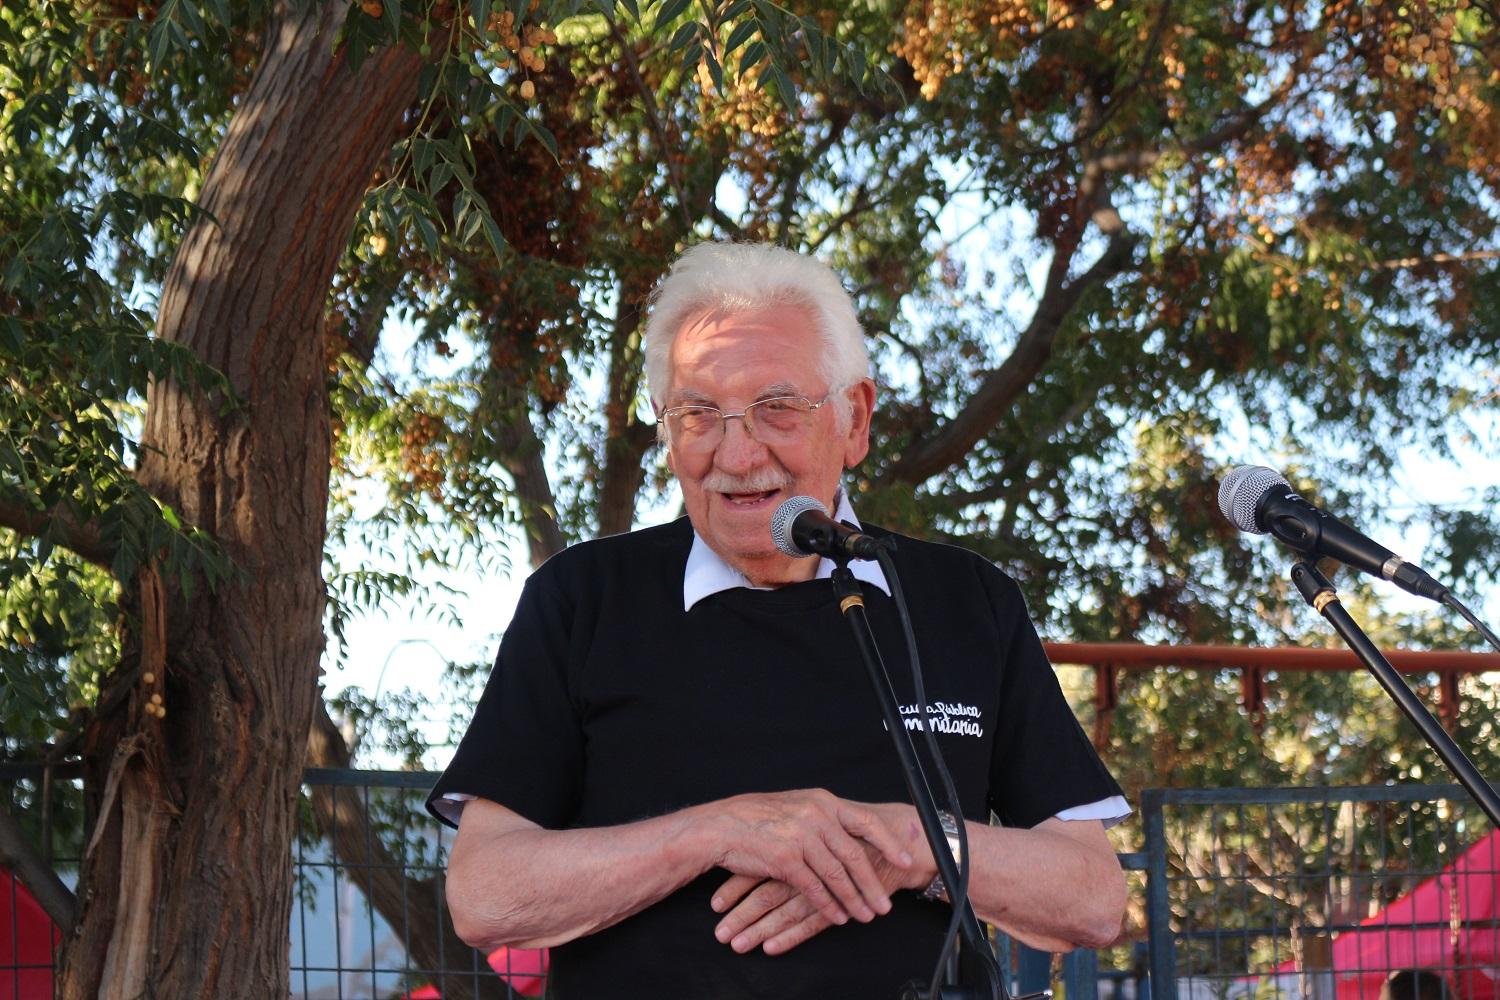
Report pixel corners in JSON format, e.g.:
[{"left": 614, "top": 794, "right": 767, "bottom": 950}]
[{"left": 842, "top": 378, "right": 876, "bottom": 468}]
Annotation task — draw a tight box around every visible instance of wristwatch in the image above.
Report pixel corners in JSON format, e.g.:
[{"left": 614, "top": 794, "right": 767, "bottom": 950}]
[{"left": 921, "top": 810, "right": 963, "bottom": 902}]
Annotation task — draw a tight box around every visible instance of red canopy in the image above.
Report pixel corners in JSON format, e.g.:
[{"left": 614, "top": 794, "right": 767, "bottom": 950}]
[
  {"left": 1, "top": 870, "right": 59, "bottom": 1000},
  {"left": 1276, "top": 829, "right": 1500, "bottom": 1000}
]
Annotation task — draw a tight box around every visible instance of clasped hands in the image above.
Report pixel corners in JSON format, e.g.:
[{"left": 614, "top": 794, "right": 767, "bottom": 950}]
[{"left": 703, "top": 790, "right": 935, "bottom": 957}]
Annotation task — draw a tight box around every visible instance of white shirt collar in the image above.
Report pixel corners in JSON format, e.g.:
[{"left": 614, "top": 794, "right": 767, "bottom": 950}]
[{"left": 682, "top": 490, "right": 891, "bottom": 611}]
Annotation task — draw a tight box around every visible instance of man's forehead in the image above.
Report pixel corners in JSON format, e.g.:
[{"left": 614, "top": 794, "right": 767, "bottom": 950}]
[{"left": 670, "top": 381, "right": 806, "bottom": 405}]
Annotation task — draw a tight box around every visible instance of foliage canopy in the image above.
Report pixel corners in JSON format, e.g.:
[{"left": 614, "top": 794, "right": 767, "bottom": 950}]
[{"left": 2, "top": 0, "right": 1500, "bottom": 987}]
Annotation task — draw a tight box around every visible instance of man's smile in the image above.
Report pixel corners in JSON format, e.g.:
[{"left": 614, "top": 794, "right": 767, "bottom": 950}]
[{"left": 720, "top": 489, "right": 782, "bottom": 508}]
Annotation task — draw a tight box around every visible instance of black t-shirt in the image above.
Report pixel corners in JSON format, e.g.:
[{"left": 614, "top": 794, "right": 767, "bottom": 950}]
[{"left": 428, "top": 518, "right": 1123, "bottom": 999}]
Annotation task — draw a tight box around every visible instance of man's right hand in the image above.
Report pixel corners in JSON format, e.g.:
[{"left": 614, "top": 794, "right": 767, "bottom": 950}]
[{"left": 695, "top": 789, "right": 914, "bottom": 929}]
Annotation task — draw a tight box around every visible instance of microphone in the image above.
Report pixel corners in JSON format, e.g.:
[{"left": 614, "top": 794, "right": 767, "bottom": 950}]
[
  {"left": 1218, "top": 465, "right": 1449, "bottom": 602},
  {"left": 770, "top": 495, "right": 891, "bottom": 561}
]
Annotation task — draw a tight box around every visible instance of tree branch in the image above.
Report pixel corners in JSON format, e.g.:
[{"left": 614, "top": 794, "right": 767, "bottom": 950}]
[
  {"left": 0, "top": 799, "right": 76, "bottom": 933},
  {"left": 1093, "top": 91, "right": 1282, "bottom": 175},
  {"left": 877, "top": 228, "right": 1137, "bottom": 486},
  {"left": 939, "top": 381, "right": 1105, "bottom": 509},
  {"left": 710, "top": 202, "right": 745, "bottom": 238},
  {"left": 345, "top": 278, "right": 398, "bottom": 369},
  {"left": 597, "top": 278, "right": 657, "bottom": 538},
  {"left": 486, "top": 376, "right": 566, "bottom": 567},
  {"left": 1362, "top": 249, "right": 1500, "bottom": 272},
  {"left": 611, "top": 21, "right": 693, "bottom": 232},
  {"left": 306, "top": 704, "right": 497, "bottom": 1000},
  {"left": 776, "top": 108, "right": 853, "bottom": 242},
  {"left": 806, "top": 181, "right": 873, "bottom": 253},
  {"left": 0, "top": 497, "right": 113, "bottom": 568}
]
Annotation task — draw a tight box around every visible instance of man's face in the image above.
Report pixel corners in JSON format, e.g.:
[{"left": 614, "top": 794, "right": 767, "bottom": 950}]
[{"left": 665, "top": 303, "right": 874, "bottom": 587}]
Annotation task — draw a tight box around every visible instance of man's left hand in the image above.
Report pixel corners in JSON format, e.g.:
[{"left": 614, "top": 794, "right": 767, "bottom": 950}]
[{"left": 711, "top": 802, "right": 929, "bottom": 955}]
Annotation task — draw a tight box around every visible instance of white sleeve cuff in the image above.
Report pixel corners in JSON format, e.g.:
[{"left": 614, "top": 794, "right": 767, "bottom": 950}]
[
  {"left": 1052, "top": 795, "right": 1131, "bottom": 828},
  {"left": 433, "top": 792, "right": 475, "bottom": 826}
]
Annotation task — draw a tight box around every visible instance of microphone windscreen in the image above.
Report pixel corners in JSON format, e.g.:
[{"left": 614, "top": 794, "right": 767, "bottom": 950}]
[
  {"left": 1218, "top": 465, "right": 1290, "bottom": 534},
  {"left": 771, "top": 495, "right": 827, "bottom": 557}
]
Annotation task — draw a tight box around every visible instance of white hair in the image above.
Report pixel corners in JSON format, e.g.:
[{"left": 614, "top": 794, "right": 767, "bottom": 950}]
[{"left": 643, "top": 242, "right": 870, "bottom": 414}]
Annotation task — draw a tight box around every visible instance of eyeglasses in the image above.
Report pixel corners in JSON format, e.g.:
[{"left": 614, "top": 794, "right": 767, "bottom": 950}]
[{"left": 659, "top": 391, "right": 837, "bottom": 453}]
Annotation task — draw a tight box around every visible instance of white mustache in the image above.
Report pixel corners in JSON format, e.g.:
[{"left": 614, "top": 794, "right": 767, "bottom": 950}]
[{"left": 702, "top": 469, "right": 792, "bottom": 494}]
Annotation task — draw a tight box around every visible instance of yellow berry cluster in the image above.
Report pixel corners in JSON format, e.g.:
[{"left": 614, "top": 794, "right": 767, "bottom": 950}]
[
  {"left": 141, "top": 671, "right": 167, "bottom": 720},
  {"left": 695, "top": 59, "right": 784, "bottom": 140},
  {"left": 1373, "top": 0, "right": 1466, "bottom": 110},
  {"left": 894, "top": 0, "right": 1039, "bottom": 100},
  {"left": 400, "top": 410, "right": 447, "bottom": 499},
  {"left": 485, "top": 5, "right": 555, "bottom": 101}
]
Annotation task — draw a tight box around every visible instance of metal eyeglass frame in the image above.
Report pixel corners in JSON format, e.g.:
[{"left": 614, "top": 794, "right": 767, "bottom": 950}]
[{"left": 656, "top": 390, "right": 838, "bottom": 449}]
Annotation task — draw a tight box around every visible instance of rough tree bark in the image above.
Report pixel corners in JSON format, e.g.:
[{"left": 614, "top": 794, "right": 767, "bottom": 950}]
[{"left": 57, "top": 4, "right": 424, "bottom": 996}]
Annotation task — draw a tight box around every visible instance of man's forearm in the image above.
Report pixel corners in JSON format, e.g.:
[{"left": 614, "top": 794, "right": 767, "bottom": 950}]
[
  {"left": 909, "top": 812, "right": 1126, "bottom": 951},
  {"left": 447, "top": 805, "right": 710, "bottom": 951}
]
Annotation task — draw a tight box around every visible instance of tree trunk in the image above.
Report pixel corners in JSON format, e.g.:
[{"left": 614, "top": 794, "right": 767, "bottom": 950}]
[{"left": 57, "top": 4, "right": 423, "bottom": 997}]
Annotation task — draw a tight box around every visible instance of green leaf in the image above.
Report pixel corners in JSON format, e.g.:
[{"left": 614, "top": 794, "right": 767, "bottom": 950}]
[
  {"left": 147, "top": 15, "right": 174, "bottom": 69},
  {"left": 723, "top": 18, "right": 756, "bottom": 56},
  {"left": 705, "top": 50, "right": 723, "bottom": 94},
  {"left": 847, "top": 44, "right": 866, "bottom": 89},
  {"left": 750, "top": 0, "right": 780, "bottom": 35},
  {"left": 680, "top": 37, "right": 704, "bottom": 74},
  {"left": 412, "top": 136, "right": 436, "bottom": 177},
  {"left": 412, "top": 210, "right": 440, "bottom": 255},
  {"left": 653, "top": 0, "right": 692, "bottom": 35},
  {"left": 201, "top": 0, "right": 231, "bottom": 28},
  {"left": 528, "top": 120, "right": 560, "bottom": 161},
  {"left": 765, "top": 60, "right": 793, "bottom": 103},
  {"left": 739, "top": 39, "right": 766, "bottom": 73},
  {"left": 460, "top": 208, "right": 484, "bottom": 244},
  {"left": 453, "top": 191, "right": 472, "bottom": 237},
  {"left": 668, "top": 19, "right": 698, "bottom": 52},
  {"left": 177, "top": 1, "right": 209, "bottom": 41}
]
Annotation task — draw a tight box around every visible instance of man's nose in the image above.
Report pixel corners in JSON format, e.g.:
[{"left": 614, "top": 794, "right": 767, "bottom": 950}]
[{"left": 713, "top": 415, "right": 767, "bottom": 472}]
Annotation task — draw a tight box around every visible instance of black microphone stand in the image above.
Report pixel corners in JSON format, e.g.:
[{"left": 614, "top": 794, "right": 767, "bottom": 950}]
[
  {"left": 829, "top": 561, "right": 1005, "bottom": 1000},
  {"left": 1290, "top": 561, "right": 1500, "bottom": 827}
]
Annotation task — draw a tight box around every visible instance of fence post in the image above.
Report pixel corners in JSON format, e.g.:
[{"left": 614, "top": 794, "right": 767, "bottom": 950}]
[
  {"left": 1143, "top": 788, "right": 1175, "bottom": 1000},
  {"left": 1062, "top": 946, "right": 1097, "bottom": 1000}
]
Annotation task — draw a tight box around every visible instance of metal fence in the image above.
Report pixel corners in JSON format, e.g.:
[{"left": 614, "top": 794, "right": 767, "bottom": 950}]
[
  {"left": 4, "top": 767, "right": 1496, "bottom": 999},
  {"left": 1143, "top": 784, "right": 1499, "bottom": 1000}
]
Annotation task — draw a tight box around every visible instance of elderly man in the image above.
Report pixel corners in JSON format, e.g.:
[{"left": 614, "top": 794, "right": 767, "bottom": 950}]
[{"left": 428, "top": 242, "right": 1128, "bottom": 998}]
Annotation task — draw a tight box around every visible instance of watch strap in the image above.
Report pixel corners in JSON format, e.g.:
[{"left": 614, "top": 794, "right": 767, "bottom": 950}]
[{"left": 921, "top": 810, "right": 962, "bottom": 902}]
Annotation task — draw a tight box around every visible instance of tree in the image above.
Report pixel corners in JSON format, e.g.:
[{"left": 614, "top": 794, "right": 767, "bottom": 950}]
[
  {"left": 5, "top": 1, "right": 470, "bottom": 994},
  {"left": 4, "top": 0, "right": 1500, "bottom": 995}
]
